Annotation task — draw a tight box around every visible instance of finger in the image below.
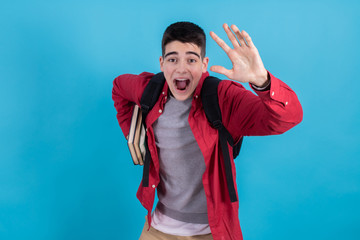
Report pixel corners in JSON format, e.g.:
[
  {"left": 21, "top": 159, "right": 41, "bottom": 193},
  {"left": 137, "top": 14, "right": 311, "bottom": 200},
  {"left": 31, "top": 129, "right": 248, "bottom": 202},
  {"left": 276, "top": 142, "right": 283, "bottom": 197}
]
[
  {"left": 231, "top": 24, "right": 247, "bottom": 47},
  {"left": 210, "top": 31, "right": 232, "bottom": 53},
  {"left": 223, "top": 23, "right": 240, "bottom": 48},
  {"left": 210, "top": 65, "right": 232, "bottom": 77},
  {"left": 241, "top": 30, "right": 255, "bottom": 48}
]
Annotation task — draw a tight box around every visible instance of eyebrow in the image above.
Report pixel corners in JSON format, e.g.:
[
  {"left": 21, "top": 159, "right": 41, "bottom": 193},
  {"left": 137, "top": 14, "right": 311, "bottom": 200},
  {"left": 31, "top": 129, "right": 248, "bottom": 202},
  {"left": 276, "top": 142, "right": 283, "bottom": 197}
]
[{"left": 164, "top": 51, "right": 201, "bottom": 59}]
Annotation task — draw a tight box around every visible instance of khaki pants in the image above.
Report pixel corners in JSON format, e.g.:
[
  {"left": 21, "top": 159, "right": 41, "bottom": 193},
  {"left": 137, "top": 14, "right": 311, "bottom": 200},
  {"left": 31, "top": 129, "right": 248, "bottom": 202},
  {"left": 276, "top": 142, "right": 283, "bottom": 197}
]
[{"left": 139, "top": 217, "right": 213, "bottom": 240}]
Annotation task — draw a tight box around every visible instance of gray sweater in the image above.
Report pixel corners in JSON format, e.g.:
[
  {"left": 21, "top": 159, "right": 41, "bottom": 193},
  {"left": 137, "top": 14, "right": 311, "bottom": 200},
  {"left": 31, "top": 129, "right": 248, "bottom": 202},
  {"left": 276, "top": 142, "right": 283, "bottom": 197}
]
[{"left": 153, "top": 96, "right": 208, "bottom": 224}]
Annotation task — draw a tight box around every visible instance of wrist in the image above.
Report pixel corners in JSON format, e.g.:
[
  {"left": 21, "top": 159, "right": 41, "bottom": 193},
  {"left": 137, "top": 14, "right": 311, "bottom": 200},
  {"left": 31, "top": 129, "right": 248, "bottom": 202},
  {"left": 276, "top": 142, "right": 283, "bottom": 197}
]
[{"left": 251, "top": 70, "right": 269, "bottom": 88}]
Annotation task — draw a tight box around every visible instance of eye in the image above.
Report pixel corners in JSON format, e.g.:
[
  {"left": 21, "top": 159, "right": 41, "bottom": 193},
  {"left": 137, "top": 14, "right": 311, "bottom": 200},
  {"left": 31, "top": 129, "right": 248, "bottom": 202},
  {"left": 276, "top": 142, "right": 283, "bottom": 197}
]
[
  {"left": 168, "top": 58, "right": 177, "bottom": 63},
  {"left": 188, "top": 59, "right": 197, "bottom": 63}
]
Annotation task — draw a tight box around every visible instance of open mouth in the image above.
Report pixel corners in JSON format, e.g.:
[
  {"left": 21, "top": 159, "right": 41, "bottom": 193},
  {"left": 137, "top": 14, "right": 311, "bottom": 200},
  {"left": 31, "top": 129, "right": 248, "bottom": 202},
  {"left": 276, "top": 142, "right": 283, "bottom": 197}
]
[{"left": 174, "top": 79, "right": 190, "bottom": 91}]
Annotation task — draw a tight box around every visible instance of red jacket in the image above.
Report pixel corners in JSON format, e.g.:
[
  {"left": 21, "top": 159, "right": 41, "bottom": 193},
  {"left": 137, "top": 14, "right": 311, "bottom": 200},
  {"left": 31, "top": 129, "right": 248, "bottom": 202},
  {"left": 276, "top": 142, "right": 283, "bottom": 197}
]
[{"left": 112, "top": 71, "right": 303, "bottom": 240}]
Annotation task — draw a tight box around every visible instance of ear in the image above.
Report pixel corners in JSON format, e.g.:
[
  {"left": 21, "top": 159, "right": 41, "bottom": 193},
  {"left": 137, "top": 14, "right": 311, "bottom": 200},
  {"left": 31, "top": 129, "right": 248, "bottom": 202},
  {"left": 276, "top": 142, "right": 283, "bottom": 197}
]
[
  {"left": 202, "top": 57, "right": 209, "bottom": 73},
  {"left": 159, "top": 56, "right": 164, "bottom": 72}
]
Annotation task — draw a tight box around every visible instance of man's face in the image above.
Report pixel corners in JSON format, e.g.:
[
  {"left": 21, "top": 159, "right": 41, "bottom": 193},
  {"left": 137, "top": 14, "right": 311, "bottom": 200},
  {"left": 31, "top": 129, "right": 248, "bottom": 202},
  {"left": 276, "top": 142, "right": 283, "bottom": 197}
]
[{"left": 160, "top": 41, "right": 209, "bottom": 101}]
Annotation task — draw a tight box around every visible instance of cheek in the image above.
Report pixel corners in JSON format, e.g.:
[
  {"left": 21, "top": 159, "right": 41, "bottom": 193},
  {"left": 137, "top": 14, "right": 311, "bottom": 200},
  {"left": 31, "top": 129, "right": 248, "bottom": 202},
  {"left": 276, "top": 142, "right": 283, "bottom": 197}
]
[
  {"left": 191, "top": 67, "right": 203, "bottom": 78},
  {"left": 163, "top": 68, "right": 173, "bottom": 79},
  {"left": 163, "top": 65, "right": 174, "bottom": 74}
]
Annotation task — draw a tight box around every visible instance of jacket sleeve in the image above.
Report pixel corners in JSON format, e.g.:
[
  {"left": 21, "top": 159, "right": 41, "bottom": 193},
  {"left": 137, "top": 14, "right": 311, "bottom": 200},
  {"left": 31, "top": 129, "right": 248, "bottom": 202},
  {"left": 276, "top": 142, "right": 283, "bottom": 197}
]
[
  {"left": 218, "top": 71, "right": 303, "bottom": 141},
  {"left": 111, "top": 72, "right": 154, "bottom": 138}
]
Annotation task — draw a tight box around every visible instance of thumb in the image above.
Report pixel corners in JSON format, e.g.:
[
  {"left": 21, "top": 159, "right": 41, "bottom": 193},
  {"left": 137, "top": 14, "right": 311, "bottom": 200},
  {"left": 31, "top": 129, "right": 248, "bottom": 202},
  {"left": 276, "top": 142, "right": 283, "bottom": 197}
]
[{"left": 210, "top": 65, "right": 232, "bottom": 78}]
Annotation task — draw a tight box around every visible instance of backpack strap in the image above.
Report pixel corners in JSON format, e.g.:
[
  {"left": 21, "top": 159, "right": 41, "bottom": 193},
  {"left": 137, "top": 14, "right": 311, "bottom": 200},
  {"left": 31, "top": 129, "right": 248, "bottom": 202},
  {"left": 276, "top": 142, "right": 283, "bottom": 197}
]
[
  {"left": 201, "top": 76, "right": 239, "bottom": 202},
  {"left": 140, "top": 72, "right": 165, "bottom": 187},
  {"left": 232, "top": 135, "right": 243, "bottom": 158}
]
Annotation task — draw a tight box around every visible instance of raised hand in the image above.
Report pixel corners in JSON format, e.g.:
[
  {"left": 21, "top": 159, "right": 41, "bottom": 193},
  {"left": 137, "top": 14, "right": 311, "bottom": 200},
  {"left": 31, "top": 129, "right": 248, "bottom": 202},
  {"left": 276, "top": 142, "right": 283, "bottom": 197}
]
[{"left": 210, "top": 24, "right": 269, "bottom": 87}]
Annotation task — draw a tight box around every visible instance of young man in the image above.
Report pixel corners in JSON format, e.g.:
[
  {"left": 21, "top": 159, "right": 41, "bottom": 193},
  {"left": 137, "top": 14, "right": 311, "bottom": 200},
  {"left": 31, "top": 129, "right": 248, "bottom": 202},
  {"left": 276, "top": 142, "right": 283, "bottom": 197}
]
[{"left": 112, "top": 22, "right": 303, "bottom": 240}]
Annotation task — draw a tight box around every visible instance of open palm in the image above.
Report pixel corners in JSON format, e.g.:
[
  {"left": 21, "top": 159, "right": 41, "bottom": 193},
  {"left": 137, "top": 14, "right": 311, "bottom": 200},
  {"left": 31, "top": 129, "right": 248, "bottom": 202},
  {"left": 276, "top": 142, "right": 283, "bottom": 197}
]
[{"left": 210, "top": 24, "right": 268, "bottom": 87}]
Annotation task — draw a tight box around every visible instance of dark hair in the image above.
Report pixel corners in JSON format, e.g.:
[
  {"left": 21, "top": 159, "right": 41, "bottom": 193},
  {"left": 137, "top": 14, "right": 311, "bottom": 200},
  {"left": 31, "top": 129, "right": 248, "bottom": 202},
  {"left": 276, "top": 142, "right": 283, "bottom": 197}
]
[{"left": 162, "top": 22, "right": 206, "bottom": 58}]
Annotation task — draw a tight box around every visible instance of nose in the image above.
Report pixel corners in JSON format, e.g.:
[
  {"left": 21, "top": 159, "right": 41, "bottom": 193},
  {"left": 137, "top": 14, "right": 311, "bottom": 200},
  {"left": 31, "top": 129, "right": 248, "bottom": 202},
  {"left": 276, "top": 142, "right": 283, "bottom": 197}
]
[{"left": 176, "top": 60, "right": 187, "bottom": 74}]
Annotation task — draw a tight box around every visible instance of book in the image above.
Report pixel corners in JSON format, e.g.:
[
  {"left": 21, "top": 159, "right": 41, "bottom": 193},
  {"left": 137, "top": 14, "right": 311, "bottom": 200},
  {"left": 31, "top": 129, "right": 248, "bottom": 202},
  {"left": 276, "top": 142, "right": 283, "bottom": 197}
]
[{"left": 127, "top": 105, "right": 146, "bottom": 165}]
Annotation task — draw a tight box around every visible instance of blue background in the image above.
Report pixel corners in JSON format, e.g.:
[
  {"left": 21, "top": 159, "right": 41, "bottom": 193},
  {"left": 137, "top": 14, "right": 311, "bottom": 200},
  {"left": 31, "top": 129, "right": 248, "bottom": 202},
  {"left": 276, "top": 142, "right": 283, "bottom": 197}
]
[{"left": 1, "top": 0, "right": 359, "bottom": 239}]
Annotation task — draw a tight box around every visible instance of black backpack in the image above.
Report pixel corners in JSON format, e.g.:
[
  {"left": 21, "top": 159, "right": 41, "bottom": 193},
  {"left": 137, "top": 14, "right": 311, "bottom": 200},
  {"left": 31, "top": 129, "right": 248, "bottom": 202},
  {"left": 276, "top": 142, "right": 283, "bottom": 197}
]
[{"left": 140, "top": 72, "right": 243, "bottom": 202}]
